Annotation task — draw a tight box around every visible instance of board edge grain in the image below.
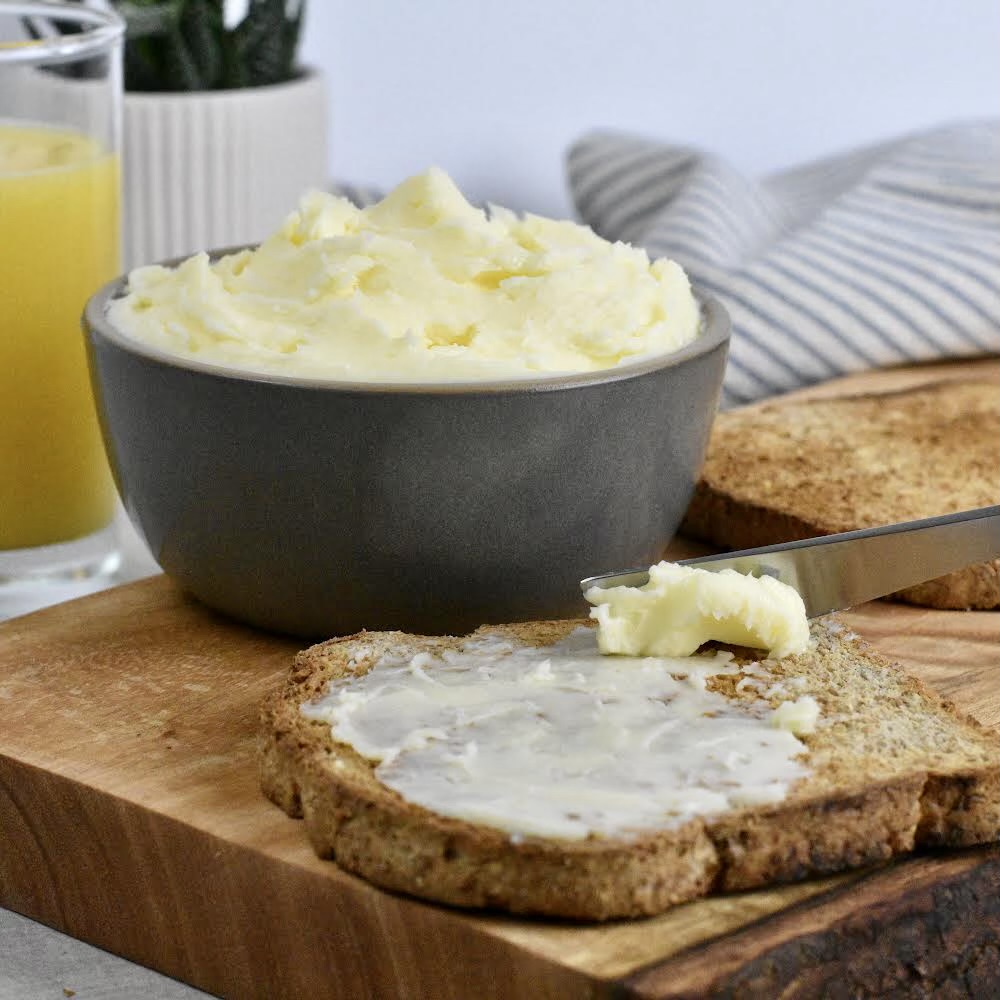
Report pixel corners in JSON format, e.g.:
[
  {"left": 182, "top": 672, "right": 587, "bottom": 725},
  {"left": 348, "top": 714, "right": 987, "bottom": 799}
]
[
  {"left": 0, "top": 750, "right": 612, "bottom": 1000},
  {"left": 619, "top": 846, "right": 1000, "bottom": 999}
]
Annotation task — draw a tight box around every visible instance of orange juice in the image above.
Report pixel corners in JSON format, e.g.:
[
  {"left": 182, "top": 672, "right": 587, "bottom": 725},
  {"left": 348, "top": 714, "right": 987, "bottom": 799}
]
[{"left": 0, "top": 123, "right": 119, "bottom": 549}]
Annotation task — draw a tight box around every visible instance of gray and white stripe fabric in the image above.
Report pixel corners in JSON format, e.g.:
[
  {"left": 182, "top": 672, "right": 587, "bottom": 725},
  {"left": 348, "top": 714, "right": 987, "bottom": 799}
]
[{"left": 568, "top": 122, "right": 1000, "bottom": 407}]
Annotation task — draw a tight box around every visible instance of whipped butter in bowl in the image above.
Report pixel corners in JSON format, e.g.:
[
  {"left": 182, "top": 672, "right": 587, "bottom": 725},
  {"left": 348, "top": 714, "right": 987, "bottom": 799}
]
[
  {"left": 106, "top": 168, "right": 701, "bottom": 384},
  {"left": 84, "top": 169, "right": 731, "bottom": 637}
]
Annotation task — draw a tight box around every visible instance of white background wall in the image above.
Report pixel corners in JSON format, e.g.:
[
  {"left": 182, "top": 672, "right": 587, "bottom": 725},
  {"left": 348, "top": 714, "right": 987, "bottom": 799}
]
[{"left": 300, "top": 0, "right": 999, "bottom": 218}]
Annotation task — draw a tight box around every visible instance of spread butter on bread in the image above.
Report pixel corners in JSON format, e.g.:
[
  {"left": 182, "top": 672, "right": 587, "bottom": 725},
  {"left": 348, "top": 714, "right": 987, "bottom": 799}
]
[
  {"left": 259, "top": 619, "right": 999, "bottom": 920},
  {"left": 682, "top": 379, "right": 1000, "bottom": 609}
]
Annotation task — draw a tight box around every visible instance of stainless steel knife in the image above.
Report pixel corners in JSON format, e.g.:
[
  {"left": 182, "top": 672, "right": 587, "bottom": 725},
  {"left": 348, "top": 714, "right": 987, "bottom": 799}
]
[{"left": 581, "top": 505, "right": 1000, "bottom": 618}]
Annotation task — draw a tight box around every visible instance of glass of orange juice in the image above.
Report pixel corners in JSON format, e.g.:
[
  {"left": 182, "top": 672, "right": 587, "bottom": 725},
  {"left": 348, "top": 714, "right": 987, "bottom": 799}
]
[{"left": 1, "top": 2, "right": 124, "bottom": 608}]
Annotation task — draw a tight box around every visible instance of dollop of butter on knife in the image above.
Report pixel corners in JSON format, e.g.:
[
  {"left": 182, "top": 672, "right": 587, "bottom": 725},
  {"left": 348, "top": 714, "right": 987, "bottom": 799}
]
[{"left": 584, "top": 562, "right": 811, "bottom": 659}]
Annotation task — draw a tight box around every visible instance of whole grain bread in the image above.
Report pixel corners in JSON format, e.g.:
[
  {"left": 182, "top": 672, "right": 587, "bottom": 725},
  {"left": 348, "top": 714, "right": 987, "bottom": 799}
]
[
  {"left": 259, "top": 619, "right": 999, "bottom": 921},
  {"left": 681, "top": 379, "right": 1000, "bottom": 609}
]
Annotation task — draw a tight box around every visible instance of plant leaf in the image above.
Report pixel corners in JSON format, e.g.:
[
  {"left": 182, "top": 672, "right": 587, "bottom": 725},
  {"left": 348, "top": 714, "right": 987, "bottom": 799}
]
[
  {"left": 117, "top": 1, "right": 185, "bottom": 40},
  {"left": 124, "top": 35, "right": 168, "bottom": 91},
  {"left": 231, "top": 0, "right": 300, "bottom": 86},
  {"left": 180, "top": 0, "right": 225, "bottom": 88},
  {"left": 158, "top": 27, "right": 204, "bottom": 91}
]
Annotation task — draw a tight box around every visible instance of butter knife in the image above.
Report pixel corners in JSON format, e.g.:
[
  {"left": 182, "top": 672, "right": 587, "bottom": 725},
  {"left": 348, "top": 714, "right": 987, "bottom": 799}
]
[{"left": 581, "top": 506, "right": 1000, "bottom": 618}]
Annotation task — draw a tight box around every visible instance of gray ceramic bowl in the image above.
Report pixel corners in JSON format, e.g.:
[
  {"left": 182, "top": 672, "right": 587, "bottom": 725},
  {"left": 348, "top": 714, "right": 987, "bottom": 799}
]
[{"left": 84, "top": 269, "right": 729, "bottom": 637}]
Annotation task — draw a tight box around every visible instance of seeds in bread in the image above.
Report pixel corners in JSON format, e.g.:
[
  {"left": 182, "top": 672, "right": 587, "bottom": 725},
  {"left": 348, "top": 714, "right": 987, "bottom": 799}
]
[
  {"left": 681, "top": 379, "right": 1000, "bottom": 609},
  {"left": 258, "top": 619, "right": 999, "bottom": 920}
]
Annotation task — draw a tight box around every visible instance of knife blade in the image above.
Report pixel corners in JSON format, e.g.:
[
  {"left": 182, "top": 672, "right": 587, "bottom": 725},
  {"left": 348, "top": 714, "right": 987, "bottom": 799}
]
[{"left": 580, "top": 505, "right": 1000, "bottom": 618}]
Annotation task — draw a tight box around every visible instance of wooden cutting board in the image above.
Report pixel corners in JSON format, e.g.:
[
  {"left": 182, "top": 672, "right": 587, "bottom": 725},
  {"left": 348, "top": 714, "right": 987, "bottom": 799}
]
[{"left": 1, "top": 360, "right": 998, "bottom": 999}]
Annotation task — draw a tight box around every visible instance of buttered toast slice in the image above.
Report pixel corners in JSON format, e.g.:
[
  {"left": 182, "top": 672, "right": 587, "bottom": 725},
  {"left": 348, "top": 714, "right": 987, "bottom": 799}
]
[
  {"left": 259, "top": 619, "right": 998, "bottom": 921},
  {"left": 682, "top": 379, "right": 1000, "bottom": 609}
]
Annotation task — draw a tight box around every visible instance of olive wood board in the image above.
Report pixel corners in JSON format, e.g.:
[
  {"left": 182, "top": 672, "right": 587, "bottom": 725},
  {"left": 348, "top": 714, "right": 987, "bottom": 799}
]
[{"left": 1, "top": 359, "right": 998, "bottom": 999}]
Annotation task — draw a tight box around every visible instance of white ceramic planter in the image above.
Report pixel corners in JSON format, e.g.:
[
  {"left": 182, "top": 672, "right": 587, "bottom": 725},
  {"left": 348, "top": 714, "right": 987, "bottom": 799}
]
[{"left": 122, "top": 68, "right": 328, "bottom": 269}]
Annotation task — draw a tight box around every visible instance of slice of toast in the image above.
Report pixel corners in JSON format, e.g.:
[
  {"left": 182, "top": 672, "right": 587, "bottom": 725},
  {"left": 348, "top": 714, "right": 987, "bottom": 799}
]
[
  {"left": 259, "top": 619, "right": 998, "bottom": 921},
  {"left": 681, "top": 379, "right": 1000, "bottom": 609}
]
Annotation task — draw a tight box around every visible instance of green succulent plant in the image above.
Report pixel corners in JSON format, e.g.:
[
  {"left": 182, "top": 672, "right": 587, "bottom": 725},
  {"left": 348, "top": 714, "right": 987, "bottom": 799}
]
[
  {"left": 121, "top": 0, "right": 306, "bottom": 91},
  {"left": 30, "top": 1, "right": 306, "bottom": 91}
]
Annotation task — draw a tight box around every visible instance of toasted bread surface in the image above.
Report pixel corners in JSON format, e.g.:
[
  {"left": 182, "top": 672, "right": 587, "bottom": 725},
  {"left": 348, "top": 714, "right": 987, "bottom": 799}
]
[
  {"left": 681, "top": 379, "right": 1000, "bottom": 609},
  {"left": 259, "top": 619, "right": 999, "bottom": 920}
]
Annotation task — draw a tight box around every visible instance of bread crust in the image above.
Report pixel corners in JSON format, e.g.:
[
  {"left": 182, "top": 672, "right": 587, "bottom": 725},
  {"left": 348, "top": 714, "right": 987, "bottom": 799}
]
[
  {"left": 259, "top": 619, "right": 999, "bottom": 921},
  {"left": 681, "top": 379, "right": 1000, "bottom": 610}
]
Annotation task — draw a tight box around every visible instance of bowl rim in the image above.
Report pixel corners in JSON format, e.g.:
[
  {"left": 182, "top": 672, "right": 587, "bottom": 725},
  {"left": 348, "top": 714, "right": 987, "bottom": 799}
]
[{"left": 83, "top": 249, "right": 730, "bottom": 396}]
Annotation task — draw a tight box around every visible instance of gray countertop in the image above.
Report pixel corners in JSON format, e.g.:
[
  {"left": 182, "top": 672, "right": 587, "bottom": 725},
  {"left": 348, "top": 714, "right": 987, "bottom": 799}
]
[{"left": 0, "top": 910, "right": 210, "bottom": 1000}]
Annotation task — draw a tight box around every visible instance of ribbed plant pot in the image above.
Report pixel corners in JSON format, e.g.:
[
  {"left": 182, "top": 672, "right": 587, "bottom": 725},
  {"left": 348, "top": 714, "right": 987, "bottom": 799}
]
[{"left": 122, "top": 68, "right": 327, "bottom": 269}]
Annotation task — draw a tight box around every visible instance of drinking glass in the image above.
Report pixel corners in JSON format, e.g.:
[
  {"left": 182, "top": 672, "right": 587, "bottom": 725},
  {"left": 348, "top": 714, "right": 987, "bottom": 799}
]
[{"left": 0, "top": 1, "right": 124, "bottom": 610}]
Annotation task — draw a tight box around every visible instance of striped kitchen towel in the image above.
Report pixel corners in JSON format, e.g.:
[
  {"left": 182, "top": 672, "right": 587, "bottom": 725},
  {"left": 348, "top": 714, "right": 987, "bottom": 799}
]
[{"left": 568, "top": 121, "right": 1000, "bottom": 407}]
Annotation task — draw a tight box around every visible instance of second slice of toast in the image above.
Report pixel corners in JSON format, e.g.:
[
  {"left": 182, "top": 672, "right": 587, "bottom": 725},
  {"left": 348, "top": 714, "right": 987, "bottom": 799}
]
[{"left": 682, "top": 379, "right": 1000, "bottom": 609}]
